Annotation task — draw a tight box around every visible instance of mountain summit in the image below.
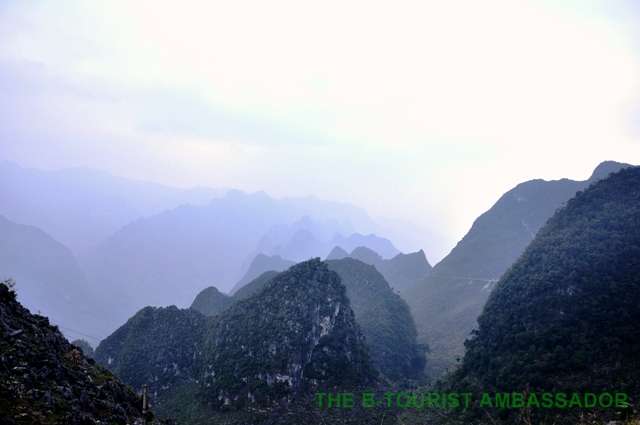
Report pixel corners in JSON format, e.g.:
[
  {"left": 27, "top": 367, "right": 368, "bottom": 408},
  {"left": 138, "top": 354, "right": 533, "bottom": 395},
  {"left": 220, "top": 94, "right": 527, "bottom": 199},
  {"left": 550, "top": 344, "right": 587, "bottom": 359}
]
[
  {"left": 95, "top": 259, "right": 377, "bottom": 422},
  {"left": 451, "top": 165, "right": 640, "bottom": 423},
  {"left": 407, "top": 161, "right": 632, "bottom": 376}
]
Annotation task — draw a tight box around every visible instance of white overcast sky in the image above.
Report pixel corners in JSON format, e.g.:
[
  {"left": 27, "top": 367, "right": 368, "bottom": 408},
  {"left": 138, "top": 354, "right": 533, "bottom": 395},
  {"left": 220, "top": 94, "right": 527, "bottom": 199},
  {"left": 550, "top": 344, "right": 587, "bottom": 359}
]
[{"left": 1, "top": 0, "right": 639, "bottom": 260}]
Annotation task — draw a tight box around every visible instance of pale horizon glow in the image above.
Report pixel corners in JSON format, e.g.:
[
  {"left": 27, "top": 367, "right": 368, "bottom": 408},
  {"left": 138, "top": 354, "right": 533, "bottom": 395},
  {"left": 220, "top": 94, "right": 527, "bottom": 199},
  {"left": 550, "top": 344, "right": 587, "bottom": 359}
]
[{"left": 1, "top": 0, "right": 639, "bottom": 261}]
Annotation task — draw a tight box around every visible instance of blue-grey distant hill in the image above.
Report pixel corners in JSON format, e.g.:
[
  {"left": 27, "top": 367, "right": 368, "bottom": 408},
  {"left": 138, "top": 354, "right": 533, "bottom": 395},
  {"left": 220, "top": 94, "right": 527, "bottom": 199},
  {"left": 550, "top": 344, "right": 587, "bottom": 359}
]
[
  {"left": 83, "top": 190, "right": 381, "bottom": 335},
  {"left": 230, "top": 253, "right": 295, "bottom": 295},
  {"left": 0, "top": 215, "right": 107, "bottom": 341},
  {"left": 0, "top": 160, "right": 224, "bottom": 254},
  {"left": 252, "top": 215, "right": 399, "bottom": 262},
  {"left": 327, "top": 246, "right": 432, "bottom": 294}
]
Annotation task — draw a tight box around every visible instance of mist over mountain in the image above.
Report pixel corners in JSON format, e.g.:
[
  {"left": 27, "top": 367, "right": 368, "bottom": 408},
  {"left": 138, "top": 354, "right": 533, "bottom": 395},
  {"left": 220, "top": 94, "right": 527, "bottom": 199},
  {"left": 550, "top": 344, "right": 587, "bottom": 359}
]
[
  {"left": 252, "top": 216, "right": 399, "bottom": 263},
  {"left": 325, "top": 246, "right": 349, "bottom": 260},
  {"left": 82, "top": 190, "right": 383, "bottom": 335},
  {"left": 0, "top": 215, "right": 107, "bottom": 340},
  {"left": 2, "top": 0, "right": 639, "bottom": 422},
  {"left": 349, "top": 246, "right": 383, "bottom": 264},
  {"left": 375, "top": 250, "right": 433, "bottom": 294},
  {"left": 71, "top": 339, "right": 95, "bottom": 358},
  {"left": 330, "top": 246, "right": 432, "bottom": 294},
  {"left": 230, "top": 253, "right": 295, "bottom": 295},
  {"left": 0, "top": 161, "right": 412, "bottom": 340},
  {"left": 331, "top": 234, "right": 400, "bottom": 259},
  {"left": 407, "top": 161, "right": 632, "bottom": 376},
  {"left": 230, "top": 271, "right": 281, "bottom": 302},
  {"left": 253, "top": 216, "right": 351, "bottom": 262},
  {"left": 0, "top": 160, "right": 224, "bottom": 254},
  {"left": 189, "top": 286, "right": 232, "bottom": 316},
  {"left": 446, "top": 166, "right": 640, "bottom": 424}
]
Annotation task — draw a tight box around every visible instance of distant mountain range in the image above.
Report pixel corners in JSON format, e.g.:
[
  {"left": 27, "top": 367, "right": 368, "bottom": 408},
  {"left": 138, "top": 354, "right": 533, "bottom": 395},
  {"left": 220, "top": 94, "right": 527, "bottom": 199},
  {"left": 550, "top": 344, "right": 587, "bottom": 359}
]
[
  {"left": 230, "top": 253, "right": 295, "bottom": 295},
  {"left": 406, "top": 161, "right": 632, "bottom": 376},
  {"left": 0, "top": 160, "right": 224, "bottom": 254},
  {"left": 82, "top": 190, "right": 392, "bottom": 333},
  {"left": 0, "top": 215, "right": 108, "bottom": 339},
  {"left": 253, "top": 216, "right": 400, "bottom": 262},
  {"left": 324, "top": 246, "right": 432, "bottom": 294},
  {"left": 4, "top": 158, "right": 640, "bottom": 424},
  {"left": 0, "top": 161, "right": 413, "bottom": 339}
]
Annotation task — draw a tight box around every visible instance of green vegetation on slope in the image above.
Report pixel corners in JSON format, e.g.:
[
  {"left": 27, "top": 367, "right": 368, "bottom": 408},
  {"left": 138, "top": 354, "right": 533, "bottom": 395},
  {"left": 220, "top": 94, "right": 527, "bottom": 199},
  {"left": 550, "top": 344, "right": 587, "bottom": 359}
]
[
  {"left": 230, "top": 270, "right": 279, "bottom": 301},
  {"left": 406, "top": 161, "right": 631, "bottom": 377},
  {"left": 200, "top": 259, "right": 377, "bottom": 410},
  {"left": 446, "top": 166, "right": 640, "bottom": 424},
  {"left": 96, "top": 260, "right": 379, "bottom": 424},
  {"left": 190, "top": 286, "right": 232, "bottom": 316},
  {"left": 197, "top": 258, "right": 427, "bottom": 382},
  {"left": 328, "top": 258, "right": 426, "bottom": 382},
  {"left": 95, "top": 305, "right": 209, "bottom": 406}
]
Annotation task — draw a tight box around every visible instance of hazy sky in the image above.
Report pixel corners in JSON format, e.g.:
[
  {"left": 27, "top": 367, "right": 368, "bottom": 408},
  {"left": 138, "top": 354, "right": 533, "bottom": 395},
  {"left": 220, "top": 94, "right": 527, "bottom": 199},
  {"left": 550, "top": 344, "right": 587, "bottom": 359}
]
[{"left": 1, "top": 0, "right": 639, "bottom": 261}]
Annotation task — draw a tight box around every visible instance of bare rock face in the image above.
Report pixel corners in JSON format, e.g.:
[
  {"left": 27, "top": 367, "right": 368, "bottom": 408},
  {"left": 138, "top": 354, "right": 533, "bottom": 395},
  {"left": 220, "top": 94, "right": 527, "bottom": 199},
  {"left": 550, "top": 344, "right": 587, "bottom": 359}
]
[{"left": 0, "top": 281, "right": 160, "bottom": 424}]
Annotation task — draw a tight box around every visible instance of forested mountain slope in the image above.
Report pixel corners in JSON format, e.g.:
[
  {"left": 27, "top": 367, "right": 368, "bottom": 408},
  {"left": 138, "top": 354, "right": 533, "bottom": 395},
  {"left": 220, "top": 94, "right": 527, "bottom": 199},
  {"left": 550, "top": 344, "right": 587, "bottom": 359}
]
[
  {"left": 447, "top": 166, "right": 640, "bottom": 424},
  {"left": 406, "top": 161, "right": 631, "bottom": 376}
]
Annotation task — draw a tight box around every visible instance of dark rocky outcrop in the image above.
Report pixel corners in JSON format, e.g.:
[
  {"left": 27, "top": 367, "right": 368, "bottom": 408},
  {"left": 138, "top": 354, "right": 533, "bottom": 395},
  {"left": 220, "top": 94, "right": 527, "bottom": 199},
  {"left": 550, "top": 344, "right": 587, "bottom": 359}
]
[{"left": 0, "top": 280, "right": 158, "bottom": 424}]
